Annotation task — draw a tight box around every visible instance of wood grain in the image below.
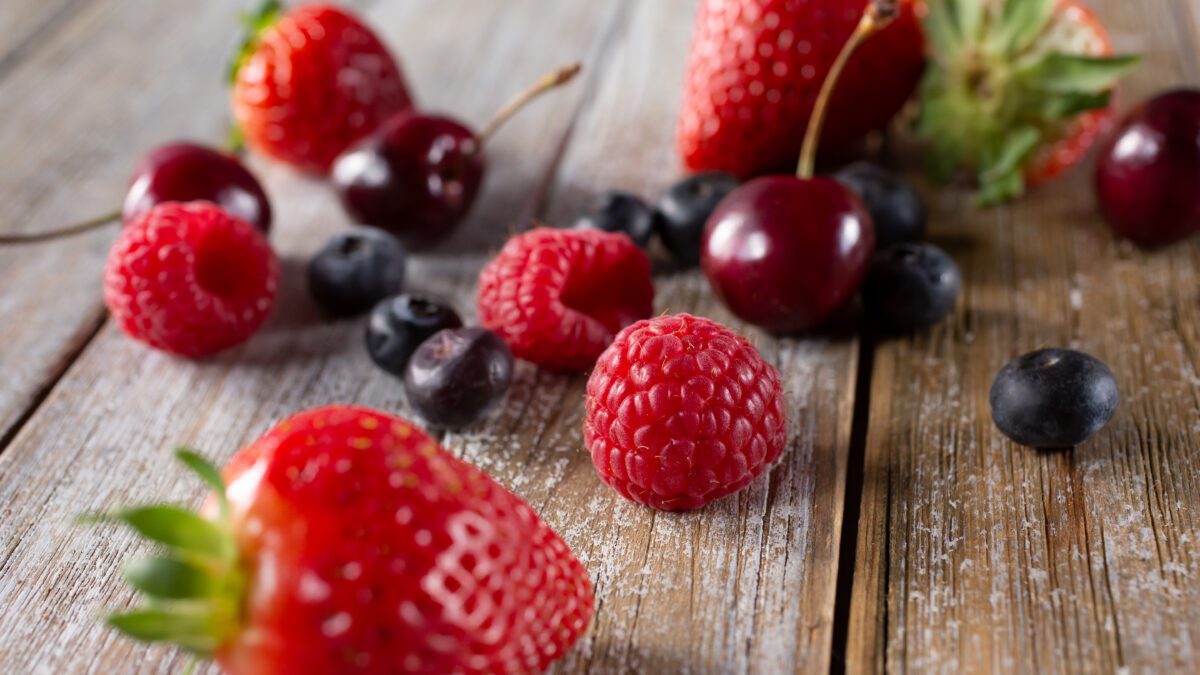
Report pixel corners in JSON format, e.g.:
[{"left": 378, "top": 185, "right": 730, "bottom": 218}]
[
  {"left": 0, "top": 0, "right": 614, "bottom": 671},
  {"left": 845, "top": 0, "right": 1200, "bottom": 672},
  {"left": 0, "top": 0, "right": 355, "bottom": 446},
  {"left": 0, "top": 1, "right": 862, "bottom": 673},
  {"left": 523, "top": 2, "right": 856, "bottom": 671},
  {"left": 0, "top": 0, "right": 94, "bottom": 80}
]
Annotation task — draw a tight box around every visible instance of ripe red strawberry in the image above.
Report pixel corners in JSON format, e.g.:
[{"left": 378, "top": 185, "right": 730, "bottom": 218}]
[
  {"left": 92, "top": 406, "right": 594, "bottom": 674},
  {"left": 917, "top": 0, "right": 1139, "bottom": 203},
  {"left": 230, "top": 2, "right": 414, "bottom": 174},
  {"left": 584, "top": 314, "right": 787, "bottom": 511},
  {"left": 477, "top": 227, "right": 655, "bottom": 372},
  {"left": 103, "top": 202, "right": 279, "bottom": 359},
  {"left": 677, "top": 0, "right": 926, "bottom": 178}
]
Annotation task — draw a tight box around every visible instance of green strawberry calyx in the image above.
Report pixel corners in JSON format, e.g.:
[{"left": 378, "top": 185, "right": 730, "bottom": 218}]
[
  {"left": 225, "top": 0, "right": 284, "bottom": 151},
  {"left": 83, "top": 450, "right": 245, "bottom": 658},
  {"left": 226, "top": 0, "right": 283, "bottom": 85},
  {"left": 916, "top": 0, "right": 1140, "bottom": 204}
]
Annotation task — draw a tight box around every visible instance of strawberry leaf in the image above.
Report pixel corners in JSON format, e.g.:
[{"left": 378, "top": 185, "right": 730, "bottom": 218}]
[
  {"left": 976, "top": 126, "right": 1040, "bottom": 206},
  {"left": 997, "top": 0, "right": 1056, "bottom": 53},
  {"left": 977, "top": 170, "right": 1025, "bottom": 206},
  {"left": 949, "top": 0, "right": 983, "bottom": 43},
  {"left": 226, "top": 0, "right": 283, "bottom": 84},
  {"left": 108, "top": 608, "right": 220, "bottom": 654},
  {"left": 227, "top": 125, "right": 245, "bottom": 155},
  {"left": 1039, "top": 91, "right": 1112, "bottom": 120},
  {"left": 109, "top": 506, "right": 236, "bottom": 564},
  {"left": 924, "top": 0, "right": 964, "bottom": 59},
  {"left": 981, "top": 126, "right": 1041, "bottom": 181},
  {"left": 124, "top": 556, "right": 216, "bottom": 600},
  {"left": 175, "top": 449, "right": 230, "bottom": 522},
  {"left": 1019, "top": 53, "right": 1143, "bottom": 94}
]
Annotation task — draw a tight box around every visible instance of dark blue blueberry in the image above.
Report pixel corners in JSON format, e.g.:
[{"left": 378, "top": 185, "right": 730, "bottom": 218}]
[
  {"left": 989, "top": 349, "right": 1119, "bottom": 448},
  {"left": 308, "top": 229, "right": 406, "bottom": 317},
  {"left": 404, "top": 327, "right": 514, "bottom": 429},
  {"left": 575, "top": 191, "right": 655, "bottom": 247},
  {"left": 655, "top": 171, "right": 739, "bottom": 267},
  {"left": 834, "top": 162, "right": 927, "bottom": 248},
  {"left": 366, "top": 294, "right": 463, "bottom": 376},
  {"left": 863, "top": 243, "right": 960, "bottom": 332}
]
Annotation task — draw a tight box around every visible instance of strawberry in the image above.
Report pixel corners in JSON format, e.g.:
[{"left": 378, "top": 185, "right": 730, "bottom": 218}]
[
  {"left": 916, "top": 0, "right": 1140, "bottom": 204},
  {"left": 230, "top": 2, "right": 414, "bottom": 174},
  {"left": 676, "top": 0, "right": 926, "bottom": 178},
  {"left": 90, "top": 406, "right": 594, "bottom": 674}
]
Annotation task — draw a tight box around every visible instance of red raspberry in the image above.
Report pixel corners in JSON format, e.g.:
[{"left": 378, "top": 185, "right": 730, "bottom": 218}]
[
  {"left": 103, "top": 202, "right": 279, "bottom": 358},
  {"left": 477, "top": 227, "right": 654, "bottom": 371},
  {"left": 584, "top": 314, "right": 787, "bottom": 510}
]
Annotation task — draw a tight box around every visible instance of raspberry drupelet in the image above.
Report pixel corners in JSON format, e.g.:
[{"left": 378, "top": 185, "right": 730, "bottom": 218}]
[
  {"left": 584, "top": 314, "right": 787, "bottom": 510},
  {"left": 477, "top": 227, "right": 654, "bottom": 372}
]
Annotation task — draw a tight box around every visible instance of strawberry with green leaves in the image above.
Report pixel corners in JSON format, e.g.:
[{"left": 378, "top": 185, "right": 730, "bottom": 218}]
[
  {"left": 917, "top": 0, "right": 1140, "bottom": 204},
  {"left": 89, "top": 406, "right": 593, "bottom": 674},
  {"left": 230, "top": 2, "right": 414, "bottom": 175}
]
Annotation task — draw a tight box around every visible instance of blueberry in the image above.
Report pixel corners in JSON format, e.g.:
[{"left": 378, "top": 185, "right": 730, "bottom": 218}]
[
  {"left": 308, "top": 229, "right": 406, "bottom": 317},
  {"left": 834, "top": 162, "right": 927, "bottom": 248},
  {"left": 863, "top": 243, "right": 960, "bottom": 332},
  {"left": 655, "top": 171, "right": 739, "bottom": 267},
  {"left": 404, "top": 327, "right": 514, "bottom": 428},
  {"left": 990, "top": 349, "right": 1119, "bottom": 448},
  {"left": 574, "top": 191, "right": 655, "bottom": 247},
  {"left": 366, "top": 294, "right": 463, "bottom": 376}
]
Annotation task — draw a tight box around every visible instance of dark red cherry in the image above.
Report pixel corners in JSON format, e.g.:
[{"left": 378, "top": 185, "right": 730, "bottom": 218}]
[
  {"left": 332, "top": 112, "right": 484, "bottom": 250},
  {"left": 331, "top": 64, "right": 581, "bottom": 251},
  {"left": 123, "top": 142, "right": 271, "bottom": 232},
  {"left": 701, "top": 176, "right": 874, "bottom": 333},
  {"left": 1095, "top": 89, "right": 1200, "bottom": 246}
]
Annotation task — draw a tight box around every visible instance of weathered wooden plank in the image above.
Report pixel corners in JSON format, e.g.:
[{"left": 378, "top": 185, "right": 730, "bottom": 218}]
[
  {"left": 0, "top": 0, "right": 387, "bottom": 446},
  {"left": 0, "top": 0, "right": 92, "bottom": 80},
  {"left": 1, "top": 0, "right": 861, "bottom": 672},
  {"left": 473, "top": 1, "right": 855, "bottom": 672},
  {"left": 846, "top": 0, "right": 1200, "bottom": 672},
  {"left": 0, "top": 0, "right": 621, "bottom": 671}
]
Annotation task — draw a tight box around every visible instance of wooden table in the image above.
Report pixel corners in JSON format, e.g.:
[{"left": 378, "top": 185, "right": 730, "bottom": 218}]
[{"left": 0, "top": 0, "right": 1197, "bottom": 672}]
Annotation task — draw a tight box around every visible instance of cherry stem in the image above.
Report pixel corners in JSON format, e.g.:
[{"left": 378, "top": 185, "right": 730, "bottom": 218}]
[
  {"left": 475, "top": 63, "right": 583, "bottom": 147},
  {"left": 797, "top": 1, "right": 896, "bottom": 179},
  {"left": 0, "top": 209, "right": 121, "bottom": 245}
]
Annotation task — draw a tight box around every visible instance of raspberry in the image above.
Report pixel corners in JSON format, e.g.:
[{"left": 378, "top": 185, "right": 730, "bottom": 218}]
[
  {"left": 103, "top": 202, "right": 280, "bottom": 358},
  {"left": 477, "top": 227, "right": 654, "bottom": 371},
  {"left": 584, "top": 314, "right": 787, "bottom": 510}
]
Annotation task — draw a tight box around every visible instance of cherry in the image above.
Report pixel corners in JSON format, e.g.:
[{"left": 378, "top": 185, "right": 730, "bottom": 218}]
[
  {"left": 333, "top": 64, "right": 580, "bottom": 250},
  {"left": 704, "top": 177, "right": 872, "bottom": 332},
  {"left": 1, "top": 141, "right": 269, "bottom": 245},
  {"left": 125, "top": 142, "right": 271, "bottom": 232},
  {"left": 700, "top": 3, "right": 889, "bottom": 333},
  {"left": 334, "top": 114, "right": 481, "bottom": 250},
  {"left": 1095, "top": 89, "right": 1200, "bottom": 247}
]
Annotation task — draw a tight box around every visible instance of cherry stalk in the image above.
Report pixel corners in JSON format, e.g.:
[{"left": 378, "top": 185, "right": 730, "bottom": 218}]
[
  {"left": 0, "top": 210, "right": 121, "bottom": 245},
  {"left": 0, "top": 141, "right": 265, "bottom": 245}
]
